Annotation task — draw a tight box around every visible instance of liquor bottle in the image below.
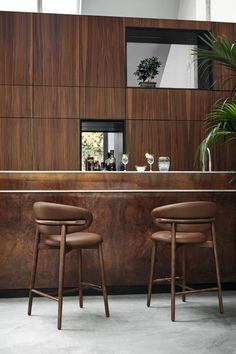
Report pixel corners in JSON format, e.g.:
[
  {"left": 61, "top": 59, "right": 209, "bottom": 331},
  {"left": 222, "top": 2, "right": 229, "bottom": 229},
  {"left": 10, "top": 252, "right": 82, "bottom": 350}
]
[
  {"left": 109, "top": 150, "right": 116, "bottom": 171},
  {"left": 86, "top": 156, "right": 94, "bottom": 171}
]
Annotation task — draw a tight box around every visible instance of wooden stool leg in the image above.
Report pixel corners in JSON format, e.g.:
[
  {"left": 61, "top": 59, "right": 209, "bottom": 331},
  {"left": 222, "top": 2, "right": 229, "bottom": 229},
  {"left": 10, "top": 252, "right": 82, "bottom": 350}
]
[
  {"left": 58, "top": 225, "right": 66, "bottom": 330},
  {"left": 98, "top": 243, "right": 109, "bottom": 317},
  {"left": 171, "top": 223, "right": 176, "bottom": 321},
  {"left": 182, "top": 246, "right": 186, "bottom": 302},
  {"left": 28, "top": 227, "right": 40, "bottom": 315},
  {"left": 211, "top": 222, "right": 224, "bottom": 314},
  {"left": 147, "top": 242, "right": 156, "bottom": 307},
  {"left": 78, "top": 249, "right": 83, "bottom": 308}
]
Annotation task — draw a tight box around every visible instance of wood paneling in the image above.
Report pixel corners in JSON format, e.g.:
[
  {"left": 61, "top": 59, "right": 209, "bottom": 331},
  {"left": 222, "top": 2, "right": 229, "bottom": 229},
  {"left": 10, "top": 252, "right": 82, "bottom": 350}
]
[
  {"left": 0, "top": 190, "right": 235, "bottom": 289},
  {"left": 0, "top": 12, "right": 33, "bottom": 85},
  {"left": 124, "top": 17, "right": 211, "bottom": 31},
  {"left": 127, "top": 88, "right": 211, "bottom": 121},
  {"left": 0, "top": 172, "right": 234, "bottom": 191},
  {"left": 0, "top": 118, "right": 81, "bottom": 171},
  {"left": 34, "top": 87, "right": 80, "bottom": 118},
  {"left": 0, "top": 86, "right": 32, "bottom": 118},
  {"left": 126, "top": 120, "right": 204, "bottom": 170},
  {"left": 0, "top": 118, "right": 34, "bottom": 170},
  {"left": 33, "top": 13, "right": 80, "bottom": 86},
  {"left": 31, "top": 118, "right": 80, "bottom": 170},
  {"left": 80, "top": 88, "right": 125, "bottom": 119},
  {"left": 211, "top": 22, "right": 236, "bottom": 91},
  {"left": 126, "top": 119, "right": 236, "bottom": 172},
  {"left": 80, "top": 16, "right": 125, "bottom": 87}
]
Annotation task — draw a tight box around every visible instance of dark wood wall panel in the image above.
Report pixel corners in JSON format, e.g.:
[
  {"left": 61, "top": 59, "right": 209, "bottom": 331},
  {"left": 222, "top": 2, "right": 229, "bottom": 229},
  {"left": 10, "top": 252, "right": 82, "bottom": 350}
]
[
  {"left": 80, "top": 16, "right": 125, "bottom": 87},
  {"left": 126, "top": 118, "right": 236, "bottom": 171},
  {"left": 127, "top": 89, "right": 211, "bottom": 121},
  {"left": 80, "top": 88, "right": 125, "bottom": 119},
  {"left": 33, "top": 87, "right": 80, "bottom": 118},
  {"left": 126, "top": 120, "right": 204, "bottom": 171},
  {"left": 0, "top": 12, "right": 234, "bottom": 171},
  {"left": 0, "top": 12, "right": 33, "bottom": 85},
  {"left": 211, "top": 22, "right": 236, "bottom": 91},
  {"left": 33, "top": 13, "right": 80, "bottom": 86},
  {"left": 125, "top": 17, "right": 211, "bottom": 30},
  {"left": 0, "top": 118, "right": 80, "bottom": 170},
  {"left": 0, "top": 86, "right": 32, "bottom": 118},
  {"left": 0, "top": 118, "right": 34, "bottom": 170},
  {"left": 31, "top": 118, "right": 80, "bottom": 170}
]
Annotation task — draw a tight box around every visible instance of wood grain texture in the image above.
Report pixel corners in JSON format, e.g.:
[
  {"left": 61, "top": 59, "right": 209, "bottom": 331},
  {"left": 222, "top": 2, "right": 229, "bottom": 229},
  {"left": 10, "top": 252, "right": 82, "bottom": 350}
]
[
  {"left": 124, "top": 17, "right": 211, "bottom": 31},
  {"left": 80, "top": 88, "right": 125, "bottom": 119},
  {"left": 34, "top": 87, "right": 80, "bottom": 118},
  {"left": 0, "top": 191, "right": 235, "bottom": 289},
  {"left": 33, "top": 13, "right": 80, "bottom": 86},
  {"left": 0, "top": 86, "right": 32, "bottom": 118},
  {"left": 80, "top": 16, "right": 125, "bottom": 87},
  {"left": 0, "top": 118, "right": 34, "bottom": 170},
  {"left": 0, "top": 12, "right": 33, "bottom": 85},
  {"left": 126, "top": 120, "right": 204, "bottom": 171},
  {"left": 211, "top": 22, "right": 236, "bottom": 91},
  {"left": 0, "top": 118, "right": 81, "bottom": 171},
  {"left": 31, "top": 118, "right": 80, "bottom": 170},
  {"left": 127, "top": 88, "right": 211, "bottom": 121},
  {"left": 0, "top": 172, "right": 234, "bottom": 191}
]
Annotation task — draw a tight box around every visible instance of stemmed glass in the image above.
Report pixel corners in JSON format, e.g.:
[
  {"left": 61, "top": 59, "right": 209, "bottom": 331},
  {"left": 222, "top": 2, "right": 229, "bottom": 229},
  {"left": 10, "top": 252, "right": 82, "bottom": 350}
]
[
  {"left": 122, "top": 153, "right": 129, "bottom": 171},
  {"left": 146, "top": 153, "right": 154, "bottom": 171}
]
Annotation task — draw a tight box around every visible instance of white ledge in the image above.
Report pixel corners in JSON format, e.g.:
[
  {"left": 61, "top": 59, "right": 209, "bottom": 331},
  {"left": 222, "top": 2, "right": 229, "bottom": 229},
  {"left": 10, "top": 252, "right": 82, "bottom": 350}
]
[
  {"left": 0, "top": 189, "right": 235, "bottom": 193},
  {"left": 0, "top": 171, "right": 235, "bottom": 174}
]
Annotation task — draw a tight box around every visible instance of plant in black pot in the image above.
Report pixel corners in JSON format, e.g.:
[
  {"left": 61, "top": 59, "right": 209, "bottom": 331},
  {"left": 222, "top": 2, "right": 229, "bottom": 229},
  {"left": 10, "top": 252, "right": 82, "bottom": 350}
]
[{"left": 134, "top": 56, "right": 162, "bottom": 88}]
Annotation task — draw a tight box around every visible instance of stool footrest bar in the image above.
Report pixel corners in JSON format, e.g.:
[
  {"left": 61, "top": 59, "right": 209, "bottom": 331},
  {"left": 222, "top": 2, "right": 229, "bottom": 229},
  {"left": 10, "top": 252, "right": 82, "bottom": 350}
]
[
  {"left": 81, "top": 282, "right": 103, "bottom": 292},
  {"left": 32, "top": 289, "right": 58, "bottom": 301},
  {"left": 176, "top": 287, "right": 218, "bottom": 296},
  {"left": 153, "top": 276, "right": 182, "bottom": 283}
]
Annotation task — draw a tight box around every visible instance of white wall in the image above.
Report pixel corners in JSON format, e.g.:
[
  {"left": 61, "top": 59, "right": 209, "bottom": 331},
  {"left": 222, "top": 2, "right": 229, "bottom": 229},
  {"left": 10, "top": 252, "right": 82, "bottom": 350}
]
[
  {"left": 210, "top": 0, "right": 236, "bottom": 22},
  {"left": 160, "top": 44, "right": 197, "bottom": 88},
  {"left": 82, "top": 0, "right": 180, "bottom": 19},
  {"left": 178, "top": 0, "right": 206, "bottom": 20}
]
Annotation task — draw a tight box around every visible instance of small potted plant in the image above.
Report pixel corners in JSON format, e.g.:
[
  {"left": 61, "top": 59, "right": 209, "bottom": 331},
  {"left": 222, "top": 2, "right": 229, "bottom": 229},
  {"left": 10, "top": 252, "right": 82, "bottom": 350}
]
[{"left": 134, "top": 56, "right": 162, "bottom": 88}]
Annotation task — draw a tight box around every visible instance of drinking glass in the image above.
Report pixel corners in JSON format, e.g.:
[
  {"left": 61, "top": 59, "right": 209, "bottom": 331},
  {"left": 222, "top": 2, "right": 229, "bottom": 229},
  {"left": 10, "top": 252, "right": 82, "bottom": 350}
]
[
  {"left": 146, "top": 154, "right": 154, "bottom": 171},
  {"left": 158, "top": 156, "right": 170, "bottom": 171},
  {"left": 122, "top": 153, "right": 129, "bottom": 171}
]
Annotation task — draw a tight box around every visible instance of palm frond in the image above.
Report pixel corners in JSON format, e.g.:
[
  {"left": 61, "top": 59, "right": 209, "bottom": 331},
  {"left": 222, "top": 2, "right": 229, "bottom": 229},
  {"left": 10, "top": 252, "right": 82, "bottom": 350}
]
[
  {"left": 192, "top": 33, "right": 236, "bottom": 89},
  {"left": 198, "top": 99, "right": 236, "bottom": 163}
]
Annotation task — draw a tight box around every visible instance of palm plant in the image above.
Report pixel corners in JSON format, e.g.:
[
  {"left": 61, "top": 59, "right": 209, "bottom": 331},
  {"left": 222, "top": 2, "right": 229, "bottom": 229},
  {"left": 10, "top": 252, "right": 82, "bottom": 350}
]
[
  {"left": 193, "top": 33, "right": 236, "bottom": 164},
  {"left": 197, "top": 99, "right": 236, "bottom": 164}
]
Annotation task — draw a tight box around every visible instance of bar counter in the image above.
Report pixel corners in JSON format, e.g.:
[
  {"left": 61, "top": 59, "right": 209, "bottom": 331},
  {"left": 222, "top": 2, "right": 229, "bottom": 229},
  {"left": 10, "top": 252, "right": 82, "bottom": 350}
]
[{"left": 0, "top": 171, "right": 236, "bottom": 294}]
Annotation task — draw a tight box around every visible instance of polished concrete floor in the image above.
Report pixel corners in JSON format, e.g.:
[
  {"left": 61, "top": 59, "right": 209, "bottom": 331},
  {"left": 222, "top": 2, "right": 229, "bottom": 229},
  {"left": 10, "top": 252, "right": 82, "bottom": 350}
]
[{"left": 0, "top": 291, "right": 235, "bottom": 354}]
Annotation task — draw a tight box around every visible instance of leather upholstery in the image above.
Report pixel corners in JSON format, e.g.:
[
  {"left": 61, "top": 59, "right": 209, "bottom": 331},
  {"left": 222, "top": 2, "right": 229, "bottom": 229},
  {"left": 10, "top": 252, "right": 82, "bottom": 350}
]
[
  {"left": 151, "top": 201, "right": 216, "bottom": 243},
  {"left": 152, "top": 201, "right": 216, "bottom": 233},
  {"left": 34, "top": 201, "right": 93, "bottom": 235},
  {"left": 151, "top": 230, "right": 206, "bottom": 244},
  {"left": 45, "top": 232, "right": 103, "bottom": 248}
]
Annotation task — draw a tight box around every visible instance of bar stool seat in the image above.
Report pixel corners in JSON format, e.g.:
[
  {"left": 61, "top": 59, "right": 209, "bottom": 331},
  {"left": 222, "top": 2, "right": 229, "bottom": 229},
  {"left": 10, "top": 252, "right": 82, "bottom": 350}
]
[
  {"left": 151, "top": 230, "right": 206, "bottom": 244},
  {"left": 45, "top": 232, "right": 103, "bottom": 248}
]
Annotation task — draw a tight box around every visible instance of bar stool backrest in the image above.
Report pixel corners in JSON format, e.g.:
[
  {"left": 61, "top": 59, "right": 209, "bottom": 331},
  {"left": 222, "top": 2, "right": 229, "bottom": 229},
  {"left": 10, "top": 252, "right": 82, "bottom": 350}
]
[
  {"left": 151, "top": 201, "right": 216, "bottom": 232},
  {"left": 33, "top": 201, "right": 93, "bottom": 235}
]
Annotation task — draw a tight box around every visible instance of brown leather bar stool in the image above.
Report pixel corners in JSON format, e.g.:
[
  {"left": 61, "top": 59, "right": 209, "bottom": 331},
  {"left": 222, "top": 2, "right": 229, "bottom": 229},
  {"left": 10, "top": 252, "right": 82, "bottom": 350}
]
[
  {"left": 147, "top": 201, "right": 223, "bottom": 321},
  {"left": 28, "top": 202, "right": 109, "bottom": 330}
]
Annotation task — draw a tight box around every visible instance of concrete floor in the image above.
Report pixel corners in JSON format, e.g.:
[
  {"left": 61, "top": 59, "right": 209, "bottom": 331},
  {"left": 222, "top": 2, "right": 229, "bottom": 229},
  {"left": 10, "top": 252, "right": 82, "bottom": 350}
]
[{"left": 0, "top": 292, "right": 236, "bottom": 354}]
